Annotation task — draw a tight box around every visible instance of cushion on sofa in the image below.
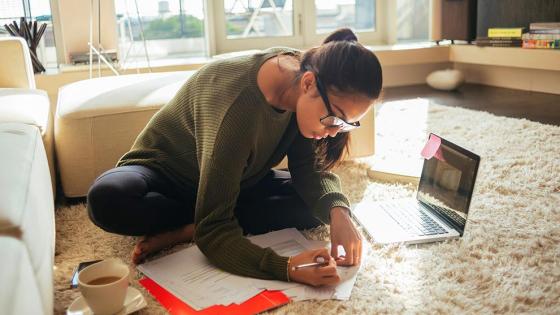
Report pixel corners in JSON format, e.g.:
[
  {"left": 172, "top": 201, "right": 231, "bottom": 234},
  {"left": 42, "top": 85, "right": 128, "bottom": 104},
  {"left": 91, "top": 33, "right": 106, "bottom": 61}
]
[
  {"left": 0, "top": 89, "right": 49, "bottom": 133},
  {"left": 0, "top": 122, "right": 54, "bottom": 314}
]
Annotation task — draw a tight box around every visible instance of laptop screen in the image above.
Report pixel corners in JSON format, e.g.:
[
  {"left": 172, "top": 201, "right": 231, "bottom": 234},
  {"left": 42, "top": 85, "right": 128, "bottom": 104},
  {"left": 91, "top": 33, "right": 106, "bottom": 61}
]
[{"left": 417, "top": 135, "right": 480, "bottom": 235}]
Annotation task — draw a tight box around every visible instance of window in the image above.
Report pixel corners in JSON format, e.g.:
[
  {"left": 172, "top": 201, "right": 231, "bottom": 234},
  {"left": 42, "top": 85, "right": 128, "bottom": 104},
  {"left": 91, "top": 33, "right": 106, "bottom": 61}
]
[
  {"left": 314, "top": 0, "right": 376, "bottom": 34},
  {"left": 0, "top": 0, "right": 58, "bottom": 68},
  {"left": 396, "top": 0, "right": 429, "bottom": 42},
  {"left": 224, "top": 0, "right": 294, "bottom": 39},
  {"left": 303, "top": 0, "right": 380, "bottom": 46},
  {"left": 114, "top": 0, "right": 207, "bottom": 68}
]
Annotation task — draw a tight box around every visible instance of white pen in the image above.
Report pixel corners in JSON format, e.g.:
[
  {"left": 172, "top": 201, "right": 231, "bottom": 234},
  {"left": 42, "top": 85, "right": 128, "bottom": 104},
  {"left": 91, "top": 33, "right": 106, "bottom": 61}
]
[{"left": 292, "top": 257, "right": 328, "bottom": 270}]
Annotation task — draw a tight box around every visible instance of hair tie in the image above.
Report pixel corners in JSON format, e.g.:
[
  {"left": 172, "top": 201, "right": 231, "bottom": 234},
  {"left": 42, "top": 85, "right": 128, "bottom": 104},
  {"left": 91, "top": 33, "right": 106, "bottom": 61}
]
[{"left": 341, "top": 35, "right": 358, "bottom": 43}]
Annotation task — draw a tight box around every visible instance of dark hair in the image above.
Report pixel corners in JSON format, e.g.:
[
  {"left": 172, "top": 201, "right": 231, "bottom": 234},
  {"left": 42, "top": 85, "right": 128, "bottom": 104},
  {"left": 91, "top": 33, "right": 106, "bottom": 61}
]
[{"left": 300, "top": 28, "right": 383, "bottom": 171}]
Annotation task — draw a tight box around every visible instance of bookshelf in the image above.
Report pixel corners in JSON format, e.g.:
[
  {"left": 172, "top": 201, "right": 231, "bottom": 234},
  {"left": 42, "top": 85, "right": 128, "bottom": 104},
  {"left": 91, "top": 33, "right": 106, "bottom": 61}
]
[{"left": 449, "top": 45, "right": 560, "bottom": 71}]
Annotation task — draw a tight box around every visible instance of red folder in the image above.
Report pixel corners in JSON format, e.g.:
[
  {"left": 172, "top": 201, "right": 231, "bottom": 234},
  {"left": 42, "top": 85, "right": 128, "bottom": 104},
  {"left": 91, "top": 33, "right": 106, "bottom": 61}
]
[{"left": 139, "top": 277, "right": 290, "bottom": 315}]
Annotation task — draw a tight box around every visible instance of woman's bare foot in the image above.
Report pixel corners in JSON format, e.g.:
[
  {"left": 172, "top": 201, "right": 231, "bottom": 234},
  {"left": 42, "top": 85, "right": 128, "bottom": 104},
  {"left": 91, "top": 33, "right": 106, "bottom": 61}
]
[{"left": 132, "top": 224, "right": 195, "bottom": 264}]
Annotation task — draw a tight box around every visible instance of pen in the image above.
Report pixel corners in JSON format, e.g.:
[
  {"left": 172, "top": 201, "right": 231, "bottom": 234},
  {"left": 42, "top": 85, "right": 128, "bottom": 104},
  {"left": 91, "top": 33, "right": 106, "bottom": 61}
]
[{"left": 292, "top": 257, "right": 329, "bottom": 270}]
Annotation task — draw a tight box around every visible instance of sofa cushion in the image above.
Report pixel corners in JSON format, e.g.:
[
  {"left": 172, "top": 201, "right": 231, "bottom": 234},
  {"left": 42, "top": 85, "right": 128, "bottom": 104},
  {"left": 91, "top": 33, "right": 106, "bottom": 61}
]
[
  {"left": 0, "top": 122, "right": 54, "bottom": 314},
  {"left": 57, "top": 71, "right": 195, "bottom": 119},
  {"left": 0, "top": 88, "right": 50, "bottom": 134},
  {"left": 0, "top": 237, "right": 45, "bottom": 314}
]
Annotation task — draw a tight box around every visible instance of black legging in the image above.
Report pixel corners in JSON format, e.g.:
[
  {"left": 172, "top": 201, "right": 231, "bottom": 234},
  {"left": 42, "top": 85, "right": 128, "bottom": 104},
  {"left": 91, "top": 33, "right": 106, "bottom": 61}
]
[{"left": 87, "top": 165, "right": 322, "bottom": 236}]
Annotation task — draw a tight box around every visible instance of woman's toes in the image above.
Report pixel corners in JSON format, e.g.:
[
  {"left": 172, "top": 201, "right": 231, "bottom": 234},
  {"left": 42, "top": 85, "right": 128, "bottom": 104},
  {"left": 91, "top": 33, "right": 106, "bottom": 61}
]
[
  {"left": 130, "top": 225, "right": 195, "bottom": 264},
  {"left": 132, "top": 238, "right": 149, "bottom": 264}
]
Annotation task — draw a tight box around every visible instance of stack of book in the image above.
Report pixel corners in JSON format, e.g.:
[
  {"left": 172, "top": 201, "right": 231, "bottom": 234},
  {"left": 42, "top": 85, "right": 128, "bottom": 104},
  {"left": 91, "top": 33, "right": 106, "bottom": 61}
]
[
  {"left": 522, "top": 22, "right": 560, "bottom": 49},
  {"left": 70, "top": 49, "right": 118, "bottom": 65},
  {"left": 475, "top": 27, "right": 524, "bottom": 47}
]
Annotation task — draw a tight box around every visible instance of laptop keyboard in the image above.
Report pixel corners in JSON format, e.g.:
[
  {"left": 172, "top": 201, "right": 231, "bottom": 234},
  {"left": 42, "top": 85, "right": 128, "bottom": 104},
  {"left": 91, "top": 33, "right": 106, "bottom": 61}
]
[
  {"left": 431, "top": 205, "right": 466, "bottom": 226},
  {"left": 381, "top": 203, "right": 447, "bottom": 236}
]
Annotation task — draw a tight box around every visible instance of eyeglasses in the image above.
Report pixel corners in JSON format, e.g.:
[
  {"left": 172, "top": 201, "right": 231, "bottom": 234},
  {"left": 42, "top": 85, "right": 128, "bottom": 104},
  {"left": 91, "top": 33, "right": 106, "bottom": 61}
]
[{"left": 314, "top": 73, "right": 361, "bottom": 133}]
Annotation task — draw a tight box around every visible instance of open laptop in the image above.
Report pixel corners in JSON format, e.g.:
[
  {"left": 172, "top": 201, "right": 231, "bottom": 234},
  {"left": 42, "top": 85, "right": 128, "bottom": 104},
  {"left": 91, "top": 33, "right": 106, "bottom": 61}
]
[{"left": 352, "top": 133, "right": 480, "bottom": 244}]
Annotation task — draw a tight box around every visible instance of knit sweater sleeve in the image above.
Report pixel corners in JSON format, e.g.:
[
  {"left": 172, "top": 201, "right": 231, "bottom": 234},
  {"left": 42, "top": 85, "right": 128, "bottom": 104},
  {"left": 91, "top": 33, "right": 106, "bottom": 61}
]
[
  {"left": 287, "top": 130, "right": 351, "bottom": 224},
  {"left": 193, "top": 101, "right": 290, "bottom": 281}
]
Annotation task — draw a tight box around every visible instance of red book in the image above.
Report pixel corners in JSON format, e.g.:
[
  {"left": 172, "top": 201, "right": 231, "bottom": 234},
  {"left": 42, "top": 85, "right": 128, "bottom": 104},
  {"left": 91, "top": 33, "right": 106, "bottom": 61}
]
[{"left": 139, "top": 277, "right": 290, "bottom": 315}]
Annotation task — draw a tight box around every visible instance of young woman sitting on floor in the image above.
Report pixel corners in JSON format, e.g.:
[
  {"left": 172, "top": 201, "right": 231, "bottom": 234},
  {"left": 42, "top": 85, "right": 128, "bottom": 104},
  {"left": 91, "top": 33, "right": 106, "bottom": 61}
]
[{"left": 87, "top": 28, "right": 383, "bottom": 287}]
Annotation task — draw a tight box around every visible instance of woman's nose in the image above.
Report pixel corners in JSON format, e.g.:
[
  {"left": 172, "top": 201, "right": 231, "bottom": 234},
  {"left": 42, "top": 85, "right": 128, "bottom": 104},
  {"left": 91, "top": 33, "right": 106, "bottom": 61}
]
[{"left": 327, "top": 127, "right": 341, "bottom": 138}]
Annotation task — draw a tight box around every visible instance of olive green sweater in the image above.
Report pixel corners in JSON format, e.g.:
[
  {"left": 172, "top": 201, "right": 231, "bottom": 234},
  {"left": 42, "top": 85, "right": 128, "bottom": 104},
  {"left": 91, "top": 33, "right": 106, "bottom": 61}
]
[{"left": 117, "top": 47, "right": 350, "bottom": 281}]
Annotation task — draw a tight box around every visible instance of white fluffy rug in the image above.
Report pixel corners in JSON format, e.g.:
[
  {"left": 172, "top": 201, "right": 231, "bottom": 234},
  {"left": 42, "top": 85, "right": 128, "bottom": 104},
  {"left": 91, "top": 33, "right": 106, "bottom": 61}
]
[{"left": 54, "top": 100, "right": 560, "bottom": 314}]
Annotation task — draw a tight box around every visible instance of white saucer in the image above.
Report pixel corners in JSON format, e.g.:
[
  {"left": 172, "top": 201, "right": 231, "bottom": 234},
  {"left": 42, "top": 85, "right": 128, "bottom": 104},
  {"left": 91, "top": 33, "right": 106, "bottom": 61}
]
[{"left": 67, "top": 287, "right": 147, "bottom": 315}]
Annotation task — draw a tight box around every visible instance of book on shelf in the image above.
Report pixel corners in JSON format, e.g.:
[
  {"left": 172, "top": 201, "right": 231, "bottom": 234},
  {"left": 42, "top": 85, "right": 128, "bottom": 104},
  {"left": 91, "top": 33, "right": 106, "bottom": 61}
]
[
  {"left": 70, "top": 50, "right": 118, "bottom": 65},
  {"left": 522, "top": 38, "right": 560, "bottom": 49},
  {"left": 522, "top": 31, "right": 560, "bottom": 49},
  {"left": 522, "top": 33, "right": 560, "bottom": 40},
  {"left": 475, "top": 36, "right": 522, "bottom": 47},
  {"left": 488, "top": 27, "right": 524, "bottom": 38},
  {"left": 528, "top": 22, "right": 560, "bottom": 35},
  {"left": 529, "top": 22, "right": 560, "bottom": 30},
  {"left": 530, "top": 28, "right": 560, "bottom": 34}
]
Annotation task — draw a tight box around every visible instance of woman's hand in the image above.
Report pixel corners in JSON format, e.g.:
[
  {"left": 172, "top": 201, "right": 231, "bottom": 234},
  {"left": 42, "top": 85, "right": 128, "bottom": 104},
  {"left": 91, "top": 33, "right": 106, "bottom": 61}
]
[
  {"left": 288, "top": 248, "right": 340, "bottom": 287},
  {"left": 330, "top": 207, "right": 362, "bottom": 266}
]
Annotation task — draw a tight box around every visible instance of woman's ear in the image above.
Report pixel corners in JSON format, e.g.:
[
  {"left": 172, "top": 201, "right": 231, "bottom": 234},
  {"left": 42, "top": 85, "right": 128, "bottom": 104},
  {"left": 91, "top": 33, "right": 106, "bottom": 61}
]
[{"left": 300, "top": 71, "right": 315, "bottom": 94}]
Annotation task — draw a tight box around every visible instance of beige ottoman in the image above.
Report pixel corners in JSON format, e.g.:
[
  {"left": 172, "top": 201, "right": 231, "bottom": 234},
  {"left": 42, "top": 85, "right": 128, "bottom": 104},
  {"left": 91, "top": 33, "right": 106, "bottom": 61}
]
[
  {"left": 0, "top": 122, "right": 54, "bottom": 314},
  {"left": 55, "top": 71, "right": 195, "bottom": 197}
]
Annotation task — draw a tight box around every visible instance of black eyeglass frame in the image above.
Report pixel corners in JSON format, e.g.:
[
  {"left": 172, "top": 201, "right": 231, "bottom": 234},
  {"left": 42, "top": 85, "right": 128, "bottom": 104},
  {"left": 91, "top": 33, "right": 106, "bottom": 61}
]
[{"left": 313, "top": 73, "right": 361, "bottom": 132}]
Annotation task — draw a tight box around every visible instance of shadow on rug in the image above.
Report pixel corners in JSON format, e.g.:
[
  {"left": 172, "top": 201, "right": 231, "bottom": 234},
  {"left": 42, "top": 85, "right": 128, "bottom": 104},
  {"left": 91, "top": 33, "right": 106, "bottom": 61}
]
[{"left": 54, "top": 103, "right": 560, "bottom": 314}]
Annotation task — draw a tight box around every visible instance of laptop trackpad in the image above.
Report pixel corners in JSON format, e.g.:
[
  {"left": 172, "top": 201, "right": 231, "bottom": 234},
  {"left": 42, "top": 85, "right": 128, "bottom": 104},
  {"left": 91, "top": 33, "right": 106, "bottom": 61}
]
[{"left": 354, "top": 202, "right": 412, "bottom": 244}]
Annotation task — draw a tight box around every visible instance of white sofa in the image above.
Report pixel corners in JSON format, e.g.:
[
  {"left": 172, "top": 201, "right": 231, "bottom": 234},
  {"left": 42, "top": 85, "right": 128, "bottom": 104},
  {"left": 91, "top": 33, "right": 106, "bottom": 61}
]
[
  {"left": 0, "top": 122, "right": 55, "bottom": 315},
  {"left": 0, "top": 236, "right": 46, "bottom": 314},
  {"left": 0, "top": 37, "right": 55, "bottom": 194}
]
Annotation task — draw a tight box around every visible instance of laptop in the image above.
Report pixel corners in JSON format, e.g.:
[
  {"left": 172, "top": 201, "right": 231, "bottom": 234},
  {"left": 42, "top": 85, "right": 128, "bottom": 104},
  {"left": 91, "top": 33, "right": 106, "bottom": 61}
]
[{"left": 352, "top": 133, "right": 480, "bottom": 245}]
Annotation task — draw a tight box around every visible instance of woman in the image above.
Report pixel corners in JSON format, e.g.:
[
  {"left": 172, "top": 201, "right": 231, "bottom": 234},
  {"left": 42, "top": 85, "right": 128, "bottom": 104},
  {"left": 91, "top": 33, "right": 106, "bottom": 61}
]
[{"left": 87, "top": 28, "right": 382, "bottom": 287}]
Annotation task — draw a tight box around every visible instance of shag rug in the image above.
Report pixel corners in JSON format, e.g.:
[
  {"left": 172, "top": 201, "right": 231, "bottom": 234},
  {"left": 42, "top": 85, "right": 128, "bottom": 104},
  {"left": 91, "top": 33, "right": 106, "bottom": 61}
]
[{"left": 54, "top": 100, "right": 560, "bottom": 314}]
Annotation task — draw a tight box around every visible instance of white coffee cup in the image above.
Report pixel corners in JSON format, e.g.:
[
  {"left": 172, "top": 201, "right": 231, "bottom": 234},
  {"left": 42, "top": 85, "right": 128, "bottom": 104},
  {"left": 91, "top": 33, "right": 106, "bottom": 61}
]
[{"left": 78, "top": 259, "right": 130, "bottom": 315}]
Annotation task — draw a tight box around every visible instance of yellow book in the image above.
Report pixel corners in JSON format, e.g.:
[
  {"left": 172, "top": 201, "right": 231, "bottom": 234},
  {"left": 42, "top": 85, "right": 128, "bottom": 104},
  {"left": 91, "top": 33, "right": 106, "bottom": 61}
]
[{"left": 488, "top": 28, "right": 524, "bottom": 38}]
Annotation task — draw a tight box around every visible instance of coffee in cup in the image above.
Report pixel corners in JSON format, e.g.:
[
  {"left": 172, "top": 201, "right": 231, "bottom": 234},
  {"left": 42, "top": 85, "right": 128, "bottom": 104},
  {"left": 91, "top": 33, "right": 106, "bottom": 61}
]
[{"left": 78, "top": 259, "right": 130, "bottom": 315}]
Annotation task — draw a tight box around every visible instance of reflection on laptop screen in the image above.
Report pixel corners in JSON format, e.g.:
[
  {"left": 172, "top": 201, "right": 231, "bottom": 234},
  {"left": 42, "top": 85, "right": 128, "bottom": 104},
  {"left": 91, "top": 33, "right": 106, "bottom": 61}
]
[{"left": 417, "top": 138, "right": 479, "bottom": 233}]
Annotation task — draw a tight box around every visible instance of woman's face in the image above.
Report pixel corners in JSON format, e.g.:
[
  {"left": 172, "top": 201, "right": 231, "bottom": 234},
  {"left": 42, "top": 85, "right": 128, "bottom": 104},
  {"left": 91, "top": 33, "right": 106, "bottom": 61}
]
[{"left": 295, "top": 72, "right": 373, "bottom": 140}]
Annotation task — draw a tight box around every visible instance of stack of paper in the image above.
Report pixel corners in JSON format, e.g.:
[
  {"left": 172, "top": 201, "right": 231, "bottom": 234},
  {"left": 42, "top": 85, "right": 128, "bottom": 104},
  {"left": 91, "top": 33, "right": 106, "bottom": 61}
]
[{"left": 137, "top": 228, "right": 364, "bottom": 311}]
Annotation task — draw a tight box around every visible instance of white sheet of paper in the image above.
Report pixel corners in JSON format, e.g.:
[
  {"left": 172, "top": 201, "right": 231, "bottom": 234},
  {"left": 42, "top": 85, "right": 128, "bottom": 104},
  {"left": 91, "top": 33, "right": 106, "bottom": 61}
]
[
  {"left": 249, "top": 228, "right": 315, "bottom": 291},
  {"left": 305, "top": 240, "right": 365, "bottom": 301},
  {"left": 138, "top": 244, "right": 261, "bottom": 310}
]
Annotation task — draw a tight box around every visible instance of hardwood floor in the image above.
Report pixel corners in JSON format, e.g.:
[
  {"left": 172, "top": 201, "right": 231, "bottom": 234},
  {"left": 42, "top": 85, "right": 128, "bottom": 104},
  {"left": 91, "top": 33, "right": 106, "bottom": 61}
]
[{"left": 382, "top": 84, "right": 560, "bottom": 126}]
